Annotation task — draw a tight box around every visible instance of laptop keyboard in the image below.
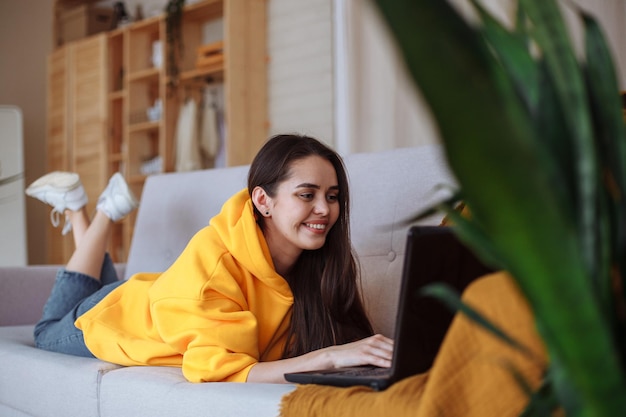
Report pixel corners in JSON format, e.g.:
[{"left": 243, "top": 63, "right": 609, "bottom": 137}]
[{"left": 336, "top": 366, "right": 391, "bottom": 377}]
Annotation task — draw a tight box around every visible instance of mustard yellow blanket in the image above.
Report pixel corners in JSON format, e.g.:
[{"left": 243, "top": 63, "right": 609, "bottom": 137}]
[{"left": 280, "top": 272, "right": 547, "bottom": 417}]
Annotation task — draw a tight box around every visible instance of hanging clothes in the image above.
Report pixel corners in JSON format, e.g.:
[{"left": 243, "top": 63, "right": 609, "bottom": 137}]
[
  {"left": 175, "top": 97, "right": 202, "bottom": 172},
  {"left": 199, "top": 87, "right": 220, "bottom": 162}
]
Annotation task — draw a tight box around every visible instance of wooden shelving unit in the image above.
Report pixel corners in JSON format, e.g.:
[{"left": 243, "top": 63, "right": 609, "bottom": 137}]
[
  {"left": 45, "top": 34, "right": 109, "bottom": 265},
  {"left": 47, "top": 0, "right": 268, "bottom": 263}
]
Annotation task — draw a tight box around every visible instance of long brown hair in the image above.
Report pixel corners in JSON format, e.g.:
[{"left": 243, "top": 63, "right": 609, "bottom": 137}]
[{"left": 248, "top": 134, "right": 374, "bottom": 358}]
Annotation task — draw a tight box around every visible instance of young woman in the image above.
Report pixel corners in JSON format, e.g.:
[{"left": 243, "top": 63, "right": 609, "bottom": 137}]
[{"left": 29, "top": 134, "right": 393, "bottom": 383}]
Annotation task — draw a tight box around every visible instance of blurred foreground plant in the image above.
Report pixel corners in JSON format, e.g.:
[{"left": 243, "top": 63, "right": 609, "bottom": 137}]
[{"left": 371, "top": 0, "right": 626, "bottom": 415}]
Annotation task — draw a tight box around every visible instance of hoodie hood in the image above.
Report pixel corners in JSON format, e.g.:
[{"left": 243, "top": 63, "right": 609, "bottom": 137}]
[{"left": 209, "top": 189, "right": 292, "bottom": 298}]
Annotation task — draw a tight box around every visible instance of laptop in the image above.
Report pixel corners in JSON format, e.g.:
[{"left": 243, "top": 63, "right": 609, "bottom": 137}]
[{"left": 284, "top": 225, "right": 494, "bottom": 390}]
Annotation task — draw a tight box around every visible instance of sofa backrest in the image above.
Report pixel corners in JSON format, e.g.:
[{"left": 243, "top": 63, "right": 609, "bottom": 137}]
[{"left": 126, "top": 144, "right": 456, "bottom": 336}]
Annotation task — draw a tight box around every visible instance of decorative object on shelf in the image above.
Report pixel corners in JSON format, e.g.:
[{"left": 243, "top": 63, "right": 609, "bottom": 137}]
[
  {"left": 196, "top": 41, "right": 224, "bottom": 71},
  {"left": 113, "top": 1, "right": 131, "bottom": 28},
  {"left": 152, "top": 40, "right": 163, "bottom": 68},
  {"left": 146, "top": 99, "right": 162, "bottom": 122},
  {"left": 57, "top": 4, "right": 115, "bottom": 46},
  {"left": 134, "top": 4, "right": 144, "bottom": 22},
  {"left": 140, "top": 155, "right": 163, "bottom": 175},
  {"left": 165, "top": 0, "right": 186, "bottom": 89}
]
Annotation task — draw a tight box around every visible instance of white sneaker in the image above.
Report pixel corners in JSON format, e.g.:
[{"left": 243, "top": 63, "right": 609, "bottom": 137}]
[
  {"left": 25, "top": 171, "right": 88, "bottom": 235},
  {"left": 96, "top": 173, "right": 139, "bottom": 222}
]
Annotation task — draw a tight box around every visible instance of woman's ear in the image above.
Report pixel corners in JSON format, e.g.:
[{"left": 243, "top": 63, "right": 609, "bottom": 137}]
[{"left": 251, "top": 186, "right": 270, "bottom": 216}]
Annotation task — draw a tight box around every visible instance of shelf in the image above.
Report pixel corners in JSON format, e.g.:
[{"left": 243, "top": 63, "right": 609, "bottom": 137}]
[
  {"left": 128, "top": 15, "right": 161, "bottom": 31},
  {"left": 179, "top": 65, "right": 224, "bottom": 83},
  {"left": 109, "top": 27, "right": 124, "bottom": 39},
  {"left": 128, "top": 68, "right": 160, "bottom": 82},
  {"left": 184, "top": 0, "right": 223, "bottom": 21},
  {"left": 128, "top": 120, "right": 160, "bottom": 133}
]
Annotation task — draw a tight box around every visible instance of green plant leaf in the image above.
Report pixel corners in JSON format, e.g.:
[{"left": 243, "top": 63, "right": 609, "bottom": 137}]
[
  {"left": 520, "top": 0, "right": 599, "bottom": 276},
  {"left": 518, "top": 373, "right": 560, "bottom": 417},
  {"left": 580, "top": 7, "right": 626, "bottom": 368},
  {"left": 469, "top": 0, "right": 540, "bottom": 112},
  {"left": 532, "top": 58, "right": 577, "bottom": 204},
  {"left": 514, "top": 2, "right": 531, "bottom": 42}
]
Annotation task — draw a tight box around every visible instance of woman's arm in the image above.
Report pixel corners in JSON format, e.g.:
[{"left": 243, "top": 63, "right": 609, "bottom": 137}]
[{"left": 246, "top": 334, "right": 394, "bottom": 383}]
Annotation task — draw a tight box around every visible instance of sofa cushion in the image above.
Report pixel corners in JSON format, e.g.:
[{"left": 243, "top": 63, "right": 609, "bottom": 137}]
[
  {"left": 0, "top": 325, "right": 121, "bottom": 417},
  {"left": 126, "top": 165, "right": 250, "bottom": 278},
  {"left": 347, "top": 145, "right": 455, "bottom": 335},
  {"left": 99, "top": 366, "right": 295, "bottom": 417}
]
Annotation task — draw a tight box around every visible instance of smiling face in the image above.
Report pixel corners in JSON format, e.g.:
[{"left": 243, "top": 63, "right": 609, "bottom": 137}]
[{"left": 252, "top": 155, "right": 340, "bottom": 275}]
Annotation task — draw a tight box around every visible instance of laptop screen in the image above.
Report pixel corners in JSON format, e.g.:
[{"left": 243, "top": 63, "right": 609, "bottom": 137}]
[{"left": 394, "top": 226, "right": 495, "bottom": 377}]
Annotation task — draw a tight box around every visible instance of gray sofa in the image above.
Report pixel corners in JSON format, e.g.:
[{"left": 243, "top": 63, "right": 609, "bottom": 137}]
[{"left": 0, "top": 144, "right": 455, "bottom": 417}]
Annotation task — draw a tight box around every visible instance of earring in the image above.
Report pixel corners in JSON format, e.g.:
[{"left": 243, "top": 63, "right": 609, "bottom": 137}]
[{"left": 265, "top": 211, "right": 269, "bottom": 216}]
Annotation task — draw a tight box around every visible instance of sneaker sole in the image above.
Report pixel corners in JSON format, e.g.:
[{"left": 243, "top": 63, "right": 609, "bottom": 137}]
[{"left": 26, "top": 172, "right": 81, "bottom": 195}]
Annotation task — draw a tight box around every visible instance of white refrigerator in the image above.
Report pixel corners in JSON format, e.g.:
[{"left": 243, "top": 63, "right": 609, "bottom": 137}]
[{"left": 0, "top": 106, "right": 27, "bottom": 266}]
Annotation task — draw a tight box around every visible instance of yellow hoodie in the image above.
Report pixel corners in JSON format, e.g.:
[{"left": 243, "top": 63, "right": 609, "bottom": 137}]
[{"left": 75, "top": 189, "right": 295, "bottom": 382}]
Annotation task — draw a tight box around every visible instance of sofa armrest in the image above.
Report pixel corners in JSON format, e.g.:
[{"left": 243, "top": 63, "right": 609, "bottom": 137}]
[
  {"left": 0, "top": 265, "right": 59, "bottom": 326},
  {"left": 0, "top": 264, "right": 126, "bottom": 326}
]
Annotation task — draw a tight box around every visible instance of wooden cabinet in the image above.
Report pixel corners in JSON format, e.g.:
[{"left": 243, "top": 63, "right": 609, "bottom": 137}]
[
  {"left": 47, "top": 0, "right": 268, "bottom": 263},
  {"left": 46, "top": 34, "right": 108, "bottom": 265}
]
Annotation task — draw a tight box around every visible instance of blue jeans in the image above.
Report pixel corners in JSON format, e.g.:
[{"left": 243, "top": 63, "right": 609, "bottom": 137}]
[{"left": 34, "top": 253, "right": 126, "bottom": 357}]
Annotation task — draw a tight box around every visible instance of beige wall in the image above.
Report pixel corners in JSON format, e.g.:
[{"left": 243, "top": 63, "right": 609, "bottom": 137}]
[
  {"left": 267, "top": 0, "right": 335, "bottom": 145},
  {"left": 0, "top": 1, "right": 53, "bottom": 264}
]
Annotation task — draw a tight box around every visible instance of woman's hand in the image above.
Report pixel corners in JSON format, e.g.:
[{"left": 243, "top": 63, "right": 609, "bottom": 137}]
[
  {"left": 319, "top": 334, "right": 394, "bottom": 369},
  {"left": 246, "top": 334, "right": 394, "bottom": 383}
]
